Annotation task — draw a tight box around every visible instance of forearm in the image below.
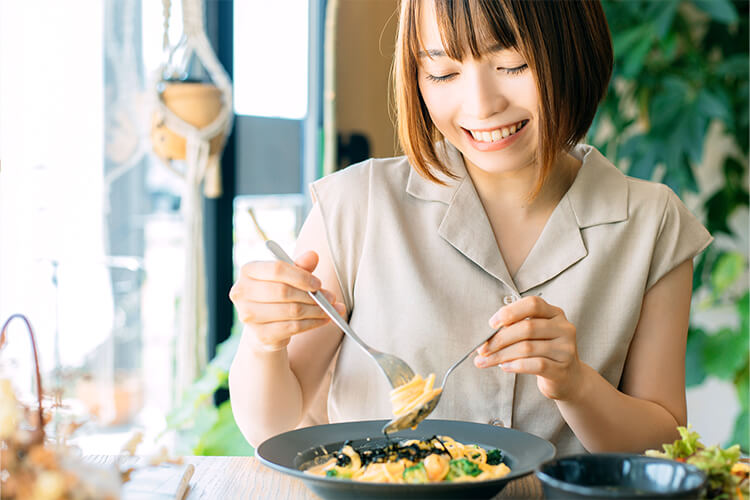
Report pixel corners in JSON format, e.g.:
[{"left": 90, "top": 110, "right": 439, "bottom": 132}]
[
  {"left": 557, "top": 363, "right": 682, "bottom": 453},
  {"left": 228, "top": 326, "right": 304, "bottom": 447}
]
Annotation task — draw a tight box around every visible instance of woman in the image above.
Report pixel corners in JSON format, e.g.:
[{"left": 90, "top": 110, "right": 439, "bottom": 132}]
[{"left": 228, "top": 0, "right": 712, "bottom": 456}]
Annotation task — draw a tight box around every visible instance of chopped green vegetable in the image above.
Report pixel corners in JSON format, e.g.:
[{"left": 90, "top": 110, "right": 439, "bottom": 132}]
[
  {"left": 486, "top": 449, "right": 504, "bottom": 466},
  {"left": 445, "top": 458, "right": 482, "bottom": 481},
  {"left": 403, "top": 462, "right": 429, "bottom": 483},
  {"left": 645, "top": 426, "right": 746, "bottom": 499},
  {"left": 325, "top": 467, "right": 352, "bottom": 479}
]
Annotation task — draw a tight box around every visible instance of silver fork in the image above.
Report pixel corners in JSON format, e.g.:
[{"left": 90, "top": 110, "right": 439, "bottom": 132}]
[
  {"left": 381, "top": 325, "right": 502, "bottom": 434},
  {"left": 265, "top": 240, "right": 416, "bottom": 389}
]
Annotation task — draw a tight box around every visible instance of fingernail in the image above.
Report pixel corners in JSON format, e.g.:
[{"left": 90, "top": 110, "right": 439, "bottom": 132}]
[
  {"left": 475, "top": 356, "right": 486, "bottom": 368},
  {"left": 489, "top": 312, "right": 502, "bottom": 328}
]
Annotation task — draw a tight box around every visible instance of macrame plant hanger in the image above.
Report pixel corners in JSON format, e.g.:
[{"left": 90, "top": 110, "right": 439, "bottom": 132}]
[{"left": 151, "top": 0, "right": 233, "bottom": 398}]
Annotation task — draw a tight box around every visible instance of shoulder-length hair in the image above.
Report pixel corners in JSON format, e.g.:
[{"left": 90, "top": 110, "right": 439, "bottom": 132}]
[{"left": 393, "top": 0, "right": 613, "bottom": 196}]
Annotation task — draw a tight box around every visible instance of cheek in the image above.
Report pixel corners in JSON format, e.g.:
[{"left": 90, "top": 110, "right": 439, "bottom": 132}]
[
  {"left": 419, "top": 84, "right": 457, "bottom": 131},
  {"left": 512, "top": 76, "right": 539, "bottom": 112}
]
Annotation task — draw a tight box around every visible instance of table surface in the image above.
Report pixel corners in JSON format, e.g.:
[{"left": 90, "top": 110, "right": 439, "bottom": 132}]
[{"left": 87, "top": 455, "right": 544, "bottom": 499}]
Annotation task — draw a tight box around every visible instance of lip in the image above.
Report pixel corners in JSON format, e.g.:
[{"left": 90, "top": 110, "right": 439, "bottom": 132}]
[{"left": 463, "top": 120, "right": 529, "bottom": 152}]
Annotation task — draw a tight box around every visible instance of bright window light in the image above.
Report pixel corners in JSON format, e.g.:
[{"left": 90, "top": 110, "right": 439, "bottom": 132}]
[{"left": 233, "top": 0, "right": 309, "bottom": 119}]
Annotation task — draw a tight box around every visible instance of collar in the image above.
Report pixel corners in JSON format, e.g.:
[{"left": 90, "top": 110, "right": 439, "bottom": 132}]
[{"left": 405, "top": 143, "right": 630, "bottom": 293}]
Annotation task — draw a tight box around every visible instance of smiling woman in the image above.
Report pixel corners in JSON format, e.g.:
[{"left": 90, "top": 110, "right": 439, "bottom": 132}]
[
  {"left": 228, "top": 0, "right": 712, "bottom": 459},
  {"left": 395, "top": 0, "right": 612, "bottom": 198}
]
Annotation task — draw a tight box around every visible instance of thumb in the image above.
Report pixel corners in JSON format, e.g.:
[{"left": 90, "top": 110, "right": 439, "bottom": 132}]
[{"left": 294, "top": 250, "right": 319, "bottom": 272}]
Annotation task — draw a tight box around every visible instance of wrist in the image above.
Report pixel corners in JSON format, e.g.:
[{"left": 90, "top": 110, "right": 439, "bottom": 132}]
[
  {"left": 562, "top": 360, "right": 594, "bottom": 404},
  {"left": 243, "top": 325, "right": 290, "bottom": 356}
]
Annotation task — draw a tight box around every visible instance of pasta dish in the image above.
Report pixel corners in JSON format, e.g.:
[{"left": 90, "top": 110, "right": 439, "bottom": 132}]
[
  {"left": 389, "top": 373, "right": 442, "bottom": 419},
  {"left": 304, "top": 436, "right": 511, "bottom": 483}
]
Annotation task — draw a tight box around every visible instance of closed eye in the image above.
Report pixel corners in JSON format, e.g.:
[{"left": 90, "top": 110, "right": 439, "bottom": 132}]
[
  {"left": 425, "top": 73, "right": 458, "bottom": 83},
  {"left": 501, "top": 64, "right": 528, "bottom": 75}
]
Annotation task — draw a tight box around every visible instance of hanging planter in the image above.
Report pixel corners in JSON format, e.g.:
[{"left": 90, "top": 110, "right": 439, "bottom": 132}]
[
  {"left": 151, "top": 81, "right": 226, "bottom": 162},
  {"left": 150, "top": 0, "right": 234, "bottom": 398}
]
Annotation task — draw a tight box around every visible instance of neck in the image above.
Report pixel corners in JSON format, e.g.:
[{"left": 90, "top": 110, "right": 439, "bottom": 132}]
[{"left": 466, "top": 152, "right": 581, "bottom": 217}]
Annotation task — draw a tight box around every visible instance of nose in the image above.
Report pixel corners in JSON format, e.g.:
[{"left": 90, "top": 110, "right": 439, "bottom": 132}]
[{"left": 462, "top": 65, "right": 509, "bottom": 121}]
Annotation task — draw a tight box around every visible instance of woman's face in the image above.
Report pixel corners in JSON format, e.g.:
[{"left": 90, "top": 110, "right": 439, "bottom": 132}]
[{"left": 417, "top": 2, "right": 539, "bottom": 176}]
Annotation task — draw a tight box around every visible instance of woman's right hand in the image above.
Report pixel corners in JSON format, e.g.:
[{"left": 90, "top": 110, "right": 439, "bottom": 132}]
[{"left": 229, "top": 250, "right": 346, "bottom": 352}]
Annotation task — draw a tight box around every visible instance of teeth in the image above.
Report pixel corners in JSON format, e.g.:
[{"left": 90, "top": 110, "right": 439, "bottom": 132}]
[{"left": 470, "top": 120, "right": 526, "bottom": 143}]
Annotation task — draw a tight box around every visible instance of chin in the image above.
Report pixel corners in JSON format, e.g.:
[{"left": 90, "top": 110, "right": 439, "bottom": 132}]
[{"left": 465, "top": 152, "right": 536, "bottom": 175}]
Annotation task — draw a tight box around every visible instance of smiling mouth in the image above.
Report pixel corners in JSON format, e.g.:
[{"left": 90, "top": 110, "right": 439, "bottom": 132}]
[{"left": 465, "top": 120, "right": 530, "bottom": 143}]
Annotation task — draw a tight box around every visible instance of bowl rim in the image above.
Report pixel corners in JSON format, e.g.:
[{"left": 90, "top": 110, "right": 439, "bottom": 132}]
[
  {"left": 256, "top": 419, "right": 556, "bottom": 491},
  {"left": 534, "top": 452, "right": 708, "bottom": 498}
]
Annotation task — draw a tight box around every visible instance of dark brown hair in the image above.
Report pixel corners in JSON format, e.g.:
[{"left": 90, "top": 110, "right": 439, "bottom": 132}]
[{"left": 394, "top": 0, "right": 613, "bottom": 196}]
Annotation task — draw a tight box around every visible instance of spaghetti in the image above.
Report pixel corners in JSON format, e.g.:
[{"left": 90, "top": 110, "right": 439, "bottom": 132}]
[
  {"left": 304, "top": 436, "right": 511, "bottom": 483},
  {"left": 390, "top": 373, "right": 442, "bottom": 418}
]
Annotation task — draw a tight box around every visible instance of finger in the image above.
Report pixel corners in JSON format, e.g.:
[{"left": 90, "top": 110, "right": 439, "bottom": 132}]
[
  {"left": 480, "top": 319, "right": 555, "bottom": 355},
  {"left": 243, "top": 280, "right": 336, "bottom": 305},
  {"left": 238, "top": 300, "right": 331, "bottom": 325},
  {"left": 257, "top": 318, "right": 333, "bottom": 344},
  {"left": 294, "top": 250, "right": 319, "bottom": 272},
  {"left": 243, "top": 260, "right": 322, "bottom": 293},
  {"left": 496, "top": 357, "right": 556, "bottom": 376},
  {"left": 333, "top": 302, "right": 347, "bottom": 316},
  {"left": 476, "top": 339, "right": 569, "bottom": 368},
  {"left": 489, "top": 296, "right": 560, "bottom": 328}
]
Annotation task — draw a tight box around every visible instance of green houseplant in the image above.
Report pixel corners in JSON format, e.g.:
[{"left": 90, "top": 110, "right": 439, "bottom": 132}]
[
  {"left": 592, "top": 0, "right": 749, "bottom": 451},
  {"left": 170, "top": 0, "right": 749, "bottom": 455},
  {"left": 165, "top": 329, "right": 254, "bottom": 455}
]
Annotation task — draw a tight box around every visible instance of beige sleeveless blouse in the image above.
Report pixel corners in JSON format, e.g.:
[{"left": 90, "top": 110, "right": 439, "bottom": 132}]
[{"left": 310, "top": 143, "right": 712, "bottom": 456}]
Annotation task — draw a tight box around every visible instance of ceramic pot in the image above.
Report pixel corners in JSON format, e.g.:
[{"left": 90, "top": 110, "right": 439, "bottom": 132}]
[{"left": 151, "top": 82, "right": 226, "bottom": 161}]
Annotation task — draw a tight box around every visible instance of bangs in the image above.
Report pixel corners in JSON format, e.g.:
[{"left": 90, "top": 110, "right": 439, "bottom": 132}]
[{"left": 410, "top": 0, "right": 520, "bottom": 62}]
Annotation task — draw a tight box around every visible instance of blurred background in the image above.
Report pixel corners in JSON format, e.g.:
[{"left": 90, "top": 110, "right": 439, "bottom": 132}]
[{"left": 0, "top": 0, "right": 747, "bottom": 457}]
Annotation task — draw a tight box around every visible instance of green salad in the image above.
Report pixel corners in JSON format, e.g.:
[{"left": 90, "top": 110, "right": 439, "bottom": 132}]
[{"left": 645, "top": 426, "right": 749, "bottom": 500}]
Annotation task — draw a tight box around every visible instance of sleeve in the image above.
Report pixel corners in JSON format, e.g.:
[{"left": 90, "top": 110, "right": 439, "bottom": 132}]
[
  {"left": 646, "top": 187, "right": 713, "bottom": 291},
  {"left": 308, "top": 160, "right": 372, "bottom": 313}
]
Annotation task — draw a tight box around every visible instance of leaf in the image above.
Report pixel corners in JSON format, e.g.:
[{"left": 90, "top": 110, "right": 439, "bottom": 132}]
[
  {"left": 613, "top": 24, "right": 651, "bottom": 58},
  {"left": 685, "top": 328, "right": 708, "bottom": 387},
  {"left": 695, "top": 88, "right": 732, "bottom": 123},
  {"left": 622, "top": 32, "right": 655, "bottom": 77},
  {"left": 693, "top": 0, "right": 739, "bottom": 24},
  {"left": 683, "top": 112, "right": 707, "bottom": 167},
  {"left": 629, "top": 148, "right": 659, "bottom": 181},
  {"left": 726, "top": 410, "right": 749, "bottom": 454},
  {"left": 710, "top": 251, "right": 746, "bottom": 295},
  {"left": 734, "top": 360, "right": 749, "bottom": 411},
  {"left": 654, "top": 0, "right": 679, "bottom": 39},
  {"left": 716, "top": 54, "right": 750, "bottom": 78},
  {"left": 194, "top": 401, "right": 254, "bottom": 456},
  {"left": 702, "top": 327, "right": 749, "bottom": 380},
  {"left": 649, "top": 78, "right": 690, "bottom": 131},
  {"left": 738, "top": 292, "right": 749, "bottom": 336}
]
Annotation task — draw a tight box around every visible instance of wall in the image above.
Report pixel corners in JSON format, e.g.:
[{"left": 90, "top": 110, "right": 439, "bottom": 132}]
[{"left": 336, "top": 0, "right": 401, "bottom": 165}]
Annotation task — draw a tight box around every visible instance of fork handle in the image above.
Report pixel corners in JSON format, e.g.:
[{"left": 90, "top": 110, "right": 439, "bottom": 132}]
[
  {"left": 440, "top": 325, "right": 503, "bottom": 388},
  {"left": 265, "top": 240, "right": 374, "bottom": 354}
]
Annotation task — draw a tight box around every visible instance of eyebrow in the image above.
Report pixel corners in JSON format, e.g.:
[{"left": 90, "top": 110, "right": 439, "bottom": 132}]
[
  {"left": 417, "top": 43, "right": 509, "bottom": 59},
  {"left": 418, "top": 48, "right": 447, "bottom": 58}
]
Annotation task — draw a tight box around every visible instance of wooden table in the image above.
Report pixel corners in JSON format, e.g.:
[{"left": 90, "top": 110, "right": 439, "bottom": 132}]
[{"left": 87, "top": 456, "right": 544, "bottom": 499}]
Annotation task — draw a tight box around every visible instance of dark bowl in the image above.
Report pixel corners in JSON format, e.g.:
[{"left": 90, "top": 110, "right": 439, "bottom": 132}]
[
  {"left": 256, "top": 419, "right": 556, "bottom": 500},
  {"left": 535, "top": 453, "right": 707, "bottom": 499}
]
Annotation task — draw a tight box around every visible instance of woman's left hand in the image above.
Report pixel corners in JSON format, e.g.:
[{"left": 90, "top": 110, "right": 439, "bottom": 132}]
[{"left": 474, "top": 295, "right": 584, "bottom": 401}]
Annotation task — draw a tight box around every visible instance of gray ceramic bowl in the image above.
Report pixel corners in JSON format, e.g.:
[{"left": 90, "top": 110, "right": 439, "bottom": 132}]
[
  {"left": 535, "top": 453, "right": 707, "bottom": 499},
  {"left": 256, "top": 419, "right": 555, "bottom": 500}
]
